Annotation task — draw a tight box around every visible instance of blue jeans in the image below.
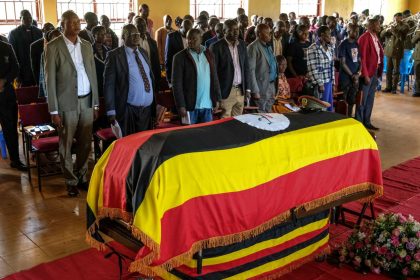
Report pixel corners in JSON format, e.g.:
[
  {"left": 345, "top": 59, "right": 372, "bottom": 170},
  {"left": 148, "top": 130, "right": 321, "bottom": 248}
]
[
  {"left": 321, "top": 81, "right": 333, "bottom": 112},
  {"left": 356, "top": 75, "right": 378, "bottom": 125},
  {"left": 189, "top": 108, "right": 213, "bottom": 124}
]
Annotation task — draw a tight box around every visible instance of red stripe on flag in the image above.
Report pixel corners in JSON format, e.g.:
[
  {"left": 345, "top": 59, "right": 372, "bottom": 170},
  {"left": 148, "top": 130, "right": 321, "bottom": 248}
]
[
  {"left": 102, "top": 118, "right": 232, "bottom": 210},
  {"left": 149, "top": 149, "right": 381, "bottom": 265}
]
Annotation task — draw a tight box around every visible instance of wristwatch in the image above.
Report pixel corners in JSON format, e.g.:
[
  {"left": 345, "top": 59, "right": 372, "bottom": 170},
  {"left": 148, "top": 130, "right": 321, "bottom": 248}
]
[{"left": 94, "top": 105, "right": 99, "bottom": 111}]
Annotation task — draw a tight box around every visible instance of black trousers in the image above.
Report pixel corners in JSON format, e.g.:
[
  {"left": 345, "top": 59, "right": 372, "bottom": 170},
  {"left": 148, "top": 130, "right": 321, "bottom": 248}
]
[
  {"left": 121, "top": 104, "right": 152, "bottom": 136},
  {"left": 0, "top": 85, "right": 20, "bottom": 162}
]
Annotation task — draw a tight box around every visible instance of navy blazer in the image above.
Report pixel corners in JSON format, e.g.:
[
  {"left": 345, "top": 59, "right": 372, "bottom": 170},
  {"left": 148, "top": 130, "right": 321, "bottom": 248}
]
[
  {"left": 8, "top": 25, "right": 42, "bottom": 85},
  {"left": 144, "top": 34, "right": 161, "bottom": 91},
  {"left": 210, "top": 39, "right": 250, "bottom": 99},
  {"left": 30, "top": 37, "right": 44, "bottom": 85},
  {"left": 165, "top": 31, "right": 185, "bottom": 84}
]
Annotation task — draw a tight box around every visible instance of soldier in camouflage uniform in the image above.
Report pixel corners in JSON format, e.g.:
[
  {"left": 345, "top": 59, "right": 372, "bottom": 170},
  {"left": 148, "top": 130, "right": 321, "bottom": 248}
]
[{"left": 381, "top": 13, "right": 409, "bottom": 94}]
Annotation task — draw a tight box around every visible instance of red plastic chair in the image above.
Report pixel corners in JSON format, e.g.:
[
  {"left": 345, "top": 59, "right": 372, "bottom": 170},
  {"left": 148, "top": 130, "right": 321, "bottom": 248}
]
[
  {"left": 15, "top": 86, "right": 46, "bottom": 154},
  {"left": 287, "top": 77, "right": 305, "bottom": 102},
  {"left": 18, "top": 102, "right": 59, "bottom": 191},
  {"left": 15, "top": 86, "right": 45, "bottom": 105},
  {"left": 93, "top": 97, "right": 116, "bottom": 162}
]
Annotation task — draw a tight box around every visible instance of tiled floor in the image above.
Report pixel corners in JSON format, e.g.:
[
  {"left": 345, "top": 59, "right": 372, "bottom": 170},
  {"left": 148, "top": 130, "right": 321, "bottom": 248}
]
[{"left": 0, "top": 91, "right": 419, "bottom": 277}]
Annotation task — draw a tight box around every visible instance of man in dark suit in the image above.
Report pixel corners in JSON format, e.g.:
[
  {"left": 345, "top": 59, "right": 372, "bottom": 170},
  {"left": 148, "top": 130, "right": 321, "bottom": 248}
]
[
  {"left": 104, "top": 24, "right": 156, "bottom": 136},
  {"left": 172, "top": 29, "right": 221, "bottom": 124},
  {"left": 30, "top": 22, "right": 55, "bottom": 87},
  {"left": 164, "top": 19, "right": 192, "bottom": 85},
  {"left": 134, "top": 16, "right": 161, "bottom": 91},
  {"left": 100, "top": 15, "right": 119, "bottom": 49},
  {"left": 210, "top": 19, "right": 250, "bottom": 117},
  {"left": 78, "top": 12, "right": 98, "bottom": 44},
  {"left": 8, "top": 10, "right": 43, "bottom": 86},
  {"left": 0, "top": 41, "right": 27, "bottom": 171},
  {"left": 205, "top": 23, "right": 224, "bottom": 48},
  {"left": 202, "top": 17, "right": 220, "bottom": 45}
]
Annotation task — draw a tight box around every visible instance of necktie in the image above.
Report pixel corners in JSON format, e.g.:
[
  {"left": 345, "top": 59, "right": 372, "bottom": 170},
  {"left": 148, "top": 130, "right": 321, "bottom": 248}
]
[{"left": 133, "top": 50, "right": 151, "bottom": 93}]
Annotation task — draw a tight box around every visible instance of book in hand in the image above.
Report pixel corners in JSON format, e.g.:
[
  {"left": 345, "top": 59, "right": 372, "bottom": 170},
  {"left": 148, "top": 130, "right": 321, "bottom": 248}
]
[
  {"left": 181, "top": 111, "right": 191, "bottom": 125},
  {"left": 111, "top": 120, "right": 123, "bottom": 139}
]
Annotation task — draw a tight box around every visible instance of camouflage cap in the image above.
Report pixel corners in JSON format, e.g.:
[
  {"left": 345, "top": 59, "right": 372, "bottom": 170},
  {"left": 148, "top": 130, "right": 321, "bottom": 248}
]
[{"left": 298, "top": 95, "right": 331, "bottom": 111}]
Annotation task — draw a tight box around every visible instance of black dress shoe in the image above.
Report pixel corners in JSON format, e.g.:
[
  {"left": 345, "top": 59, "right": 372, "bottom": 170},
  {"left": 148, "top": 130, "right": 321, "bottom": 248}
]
[
  {"left": 413, "top": 93, "right": 420, "bottom": 97},
  {"left": 391, "top": 90, "right": 397, "bottom": 94},
  {"left": 382, "top": 88, "right": 392, "bottom": 93},
  {"left": 78, "top": 181, "right": 89, "bottom": 191},
  {"left": 67, "top": 185, "right": 80, "bottom": 197},
  {"left": 10, "top": 161, "right": 28, "bottom": 171},
  {"left": 365, "top": 124, "right": 379, "bottom": 131}
]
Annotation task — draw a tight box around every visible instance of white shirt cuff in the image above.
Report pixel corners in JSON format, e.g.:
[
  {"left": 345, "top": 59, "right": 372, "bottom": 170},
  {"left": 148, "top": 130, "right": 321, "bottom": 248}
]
[{"left": 107, "top": 110, "right": 116, "bottom": 116}]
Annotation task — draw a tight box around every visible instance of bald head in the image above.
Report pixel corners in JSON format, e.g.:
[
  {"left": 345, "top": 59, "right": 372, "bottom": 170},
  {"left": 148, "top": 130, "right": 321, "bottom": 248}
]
[
  {"left": 20, "top": 10, "right": 33, "bottom": 27},
  {"left": 163, "top": 15, "right": 172, "bottom": 29}
]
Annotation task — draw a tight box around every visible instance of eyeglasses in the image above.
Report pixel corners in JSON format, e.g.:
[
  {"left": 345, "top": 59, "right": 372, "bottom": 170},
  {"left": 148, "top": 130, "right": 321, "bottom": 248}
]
[{"left": 128, "top": 32, "right": 141, "bottom": 37}]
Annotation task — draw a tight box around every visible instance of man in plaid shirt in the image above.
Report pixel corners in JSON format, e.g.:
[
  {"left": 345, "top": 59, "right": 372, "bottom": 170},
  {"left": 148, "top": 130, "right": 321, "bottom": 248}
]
[{"left": 307, "top": 25, "right": 335, "bottom": 111}]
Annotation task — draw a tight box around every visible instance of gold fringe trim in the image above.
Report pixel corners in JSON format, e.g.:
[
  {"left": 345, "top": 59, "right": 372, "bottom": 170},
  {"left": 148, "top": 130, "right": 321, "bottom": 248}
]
[
  {"left": 260, "top": 245, "right": 331, "bottom": 280},
  {"left": 89, "top": 182, "right": 382, "bottom": 277},
  {"left": 301, "top": 183, "right": 383, "bottom": 212},
  {"left": 128, "top": 210, "right": 292, "bottom": 276},
  {"left": 85, "top": 232, "right": 107, "bottom": 251},
  {"left": 85, "top": 207, "right": 133, "bottom": 250},
  {"left": 98, "top": 207, "right": 133, "bottom": 224}
]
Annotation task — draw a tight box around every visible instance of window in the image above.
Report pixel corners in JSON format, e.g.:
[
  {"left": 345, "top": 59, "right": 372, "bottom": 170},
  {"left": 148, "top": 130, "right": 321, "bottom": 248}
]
[
  {"left": 0, "top": 0, "right": 42, "bottom": 35},
  {"left": 190, "top": 0, "right": 246, "bottom": 19},
  {"left": 57, "top": 0, "right": 133, "bottom": 33},
  {"left": 353, "top": 0, "right": 385, "bottom": 18},
  {"left": 280, "top": 0, "right": 322, "bottom": 17}
]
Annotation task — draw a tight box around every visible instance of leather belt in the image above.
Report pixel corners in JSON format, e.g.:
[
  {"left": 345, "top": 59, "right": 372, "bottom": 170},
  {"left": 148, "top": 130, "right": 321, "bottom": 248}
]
[
  {"left": 232, "top": 84, "right": 242, "bottom": 89},
  {"left": 78, "top": 93, "right": 91, "bottom": 99}
]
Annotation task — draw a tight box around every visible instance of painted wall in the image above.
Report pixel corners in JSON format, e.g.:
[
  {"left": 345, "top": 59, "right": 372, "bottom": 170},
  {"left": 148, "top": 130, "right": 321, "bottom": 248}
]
[
  {"left": 382, "top": 0, "right": 409, "bottom": 23},
  {"left": 324, "top": 0, "right": 354, "bottom": 18},
  {"left": 137, "top": 0, "right": 189, "bottom": 35},
  {"left": 408, "top": 0, "right": 420, "bottom": 14},
  {"left": 41, "top": 0, "right": 417, "bottom": 30},
  {"left": 43, "top": 0, "right": 58, "bottom": 25},
  {"left": 248, "top": 0, "right": 280, "bottom": 19}
]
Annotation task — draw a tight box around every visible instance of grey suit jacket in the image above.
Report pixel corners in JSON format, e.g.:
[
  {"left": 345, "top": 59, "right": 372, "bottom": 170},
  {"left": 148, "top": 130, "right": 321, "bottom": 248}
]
[
  {"left": 45, "top": 35, "right": 98, "bottom": 114},
  {"left": 247, "top": 39, "right": 278, "bottom": 95}
]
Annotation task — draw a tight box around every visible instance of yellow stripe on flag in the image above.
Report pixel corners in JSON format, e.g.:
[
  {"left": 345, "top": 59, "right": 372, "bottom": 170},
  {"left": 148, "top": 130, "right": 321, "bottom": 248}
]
[
  {"left": 224, "top": 235, "right": 329, "bottom": 280},
  {"left": 87, "top": 141, "right": 116, "bottom": 216},
  {"left": 184, "top": 217, "right": 329, "bottom": 268},
  {"left": 134, "top": 118, "right": 376, "bottom": 243}
]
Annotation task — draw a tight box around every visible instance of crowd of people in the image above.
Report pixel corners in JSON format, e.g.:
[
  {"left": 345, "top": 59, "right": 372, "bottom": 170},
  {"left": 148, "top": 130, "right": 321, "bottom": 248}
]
[{"left": 0, "top": 4, "right": 419, "bottom": 196}]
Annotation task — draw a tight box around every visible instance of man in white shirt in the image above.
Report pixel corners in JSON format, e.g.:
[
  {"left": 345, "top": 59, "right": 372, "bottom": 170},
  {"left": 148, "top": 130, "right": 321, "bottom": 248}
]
[{"left": 45, "top": 10, "right": 99, "bottom": 196}]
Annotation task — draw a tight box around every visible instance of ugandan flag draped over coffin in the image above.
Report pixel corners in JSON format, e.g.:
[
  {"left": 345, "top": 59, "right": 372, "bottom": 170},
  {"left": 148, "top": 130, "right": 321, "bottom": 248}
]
[{"left": 86, "top": 112, "right": 383, "bottom": 277}]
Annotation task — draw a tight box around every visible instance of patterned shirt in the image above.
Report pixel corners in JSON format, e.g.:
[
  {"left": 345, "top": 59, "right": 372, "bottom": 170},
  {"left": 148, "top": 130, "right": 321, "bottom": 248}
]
[
  {"left": 307, "top": 42, "right": 335, "bottom": 86},
  {"left": 276, "top": 73, "right": 291, "bottom": 99}
]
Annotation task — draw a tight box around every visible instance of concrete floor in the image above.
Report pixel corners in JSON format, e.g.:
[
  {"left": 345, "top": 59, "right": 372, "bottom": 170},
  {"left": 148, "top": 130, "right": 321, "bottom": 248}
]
[{"left": 0, "top": 91, "right": 419, "bottom": 277}]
